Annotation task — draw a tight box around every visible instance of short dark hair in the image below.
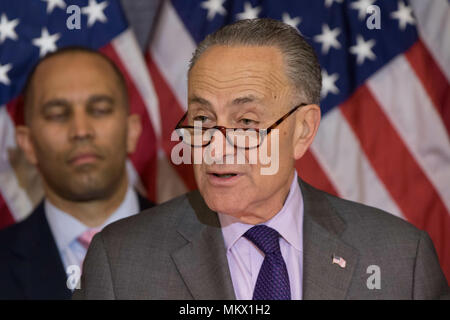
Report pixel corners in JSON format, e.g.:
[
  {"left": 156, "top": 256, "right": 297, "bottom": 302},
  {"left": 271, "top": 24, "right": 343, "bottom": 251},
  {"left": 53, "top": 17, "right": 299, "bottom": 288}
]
[
  {"left": 189, "top": 18, "right": 322, "bottom": 105},
  {"left": 22, "top": 46, "right": 129, "bottom": 124}
]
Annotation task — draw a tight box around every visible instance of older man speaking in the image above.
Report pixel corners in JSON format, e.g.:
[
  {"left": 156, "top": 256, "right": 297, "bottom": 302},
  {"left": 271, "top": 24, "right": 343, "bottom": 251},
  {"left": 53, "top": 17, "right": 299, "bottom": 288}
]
[{"left": 74, "top": 19, "right": 448, "bottom": 300}]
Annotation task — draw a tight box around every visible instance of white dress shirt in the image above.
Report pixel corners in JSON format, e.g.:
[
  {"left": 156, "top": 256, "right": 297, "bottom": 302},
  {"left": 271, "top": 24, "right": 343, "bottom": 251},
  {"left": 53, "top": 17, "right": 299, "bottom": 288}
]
[
  {"left": 45, "top": 186, "right": 140, "bottom": 273},
  {"left": 218, "top": 172, "right": 304, "bottom": 300}
]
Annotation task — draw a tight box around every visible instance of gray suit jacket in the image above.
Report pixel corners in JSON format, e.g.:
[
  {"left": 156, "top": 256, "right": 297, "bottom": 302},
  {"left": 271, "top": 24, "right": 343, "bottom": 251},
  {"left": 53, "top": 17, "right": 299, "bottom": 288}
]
[{"left": 73, "top": 179, "right": 449, "bottom": 299}]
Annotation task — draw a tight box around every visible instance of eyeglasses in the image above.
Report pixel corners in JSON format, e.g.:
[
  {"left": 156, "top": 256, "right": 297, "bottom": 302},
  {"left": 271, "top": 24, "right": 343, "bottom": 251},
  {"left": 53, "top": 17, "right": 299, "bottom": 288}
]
[{"left": 174, "top": 103, "right": 307, "bottom": 150}]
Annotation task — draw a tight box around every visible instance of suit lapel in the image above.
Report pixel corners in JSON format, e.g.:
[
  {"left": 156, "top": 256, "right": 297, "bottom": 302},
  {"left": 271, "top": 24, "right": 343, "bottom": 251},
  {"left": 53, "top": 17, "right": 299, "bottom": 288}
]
[
  {"left": 171, "top": 191, "right": 236, "bottom": 300},
  {"left": 300, "top": 180, "right": 359, "bottom": 300},
  {"left": 169, "top": 180, "right": 359, "bottom": 300},
  {"left": 136, "top": 192, "right": 154, "bottom": 211},
  {"left": 10, "top": 202, "right": 71, "bottom": 299}
]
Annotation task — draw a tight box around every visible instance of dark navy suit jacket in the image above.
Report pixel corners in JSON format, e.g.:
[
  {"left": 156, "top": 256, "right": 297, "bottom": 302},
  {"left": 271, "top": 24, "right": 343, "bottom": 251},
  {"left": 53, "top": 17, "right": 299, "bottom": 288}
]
[{"left": 0, "top": 193, "right": 153, "bottom": 299}]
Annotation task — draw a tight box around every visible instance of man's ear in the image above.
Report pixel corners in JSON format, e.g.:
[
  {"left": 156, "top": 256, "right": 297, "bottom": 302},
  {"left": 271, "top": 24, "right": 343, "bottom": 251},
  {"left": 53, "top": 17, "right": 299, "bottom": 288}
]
[
  {"left": 126, "top": 113, "right": 142, "bottom": 154},
  {"left": 15, "top": 125, "right": 38, "bottom": 165},
  {"left": 293, "top": 104, "right": 321, "bottom": 160}
]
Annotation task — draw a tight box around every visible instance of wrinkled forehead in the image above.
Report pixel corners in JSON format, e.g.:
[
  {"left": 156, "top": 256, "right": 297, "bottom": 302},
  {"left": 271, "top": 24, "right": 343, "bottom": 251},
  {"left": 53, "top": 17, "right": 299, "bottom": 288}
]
[
  {"left": 188, "top": 45, "right": 293, "bottom": 112},
  {"left": 188, "top": 45, "right": 289, "bottom": 86}
]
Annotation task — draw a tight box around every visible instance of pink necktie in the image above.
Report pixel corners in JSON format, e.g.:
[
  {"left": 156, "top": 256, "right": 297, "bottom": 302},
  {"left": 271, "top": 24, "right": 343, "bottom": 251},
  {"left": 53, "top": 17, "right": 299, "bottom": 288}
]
[{"left": 77, "top": 228, "right": 100, "bottom": 250}]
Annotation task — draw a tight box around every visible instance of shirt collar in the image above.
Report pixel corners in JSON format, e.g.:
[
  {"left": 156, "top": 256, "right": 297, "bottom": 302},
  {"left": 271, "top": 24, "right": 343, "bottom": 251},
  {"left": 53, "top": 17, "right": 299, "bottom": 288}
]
[
  {"left": 45, "top": 185, "right": 140, "bottom": 252},
  {"left": 218, "top": 171, "right": 304, "bottom": 252}
]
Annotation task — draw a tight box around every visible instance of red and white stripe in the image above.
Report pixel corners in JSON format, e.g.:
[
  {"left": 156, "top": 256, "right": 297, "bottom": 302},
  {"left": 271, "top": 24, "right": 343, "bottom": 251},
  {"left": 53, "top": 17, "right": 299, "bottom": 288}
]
[
  {"left": 146, "top": 0, "right": 198, "bottom": 201},
  {"left": 0, "top": 107, "right": 35, "bottom": 225},
  {"left": 411, "top": 0, "right": 450, "bottom": 81},
  {"left": 101, "top": 28, "right": 160, "bottom": 201},
  {"left": 309, "top": 107, "right": 403, "bottom": 218}
]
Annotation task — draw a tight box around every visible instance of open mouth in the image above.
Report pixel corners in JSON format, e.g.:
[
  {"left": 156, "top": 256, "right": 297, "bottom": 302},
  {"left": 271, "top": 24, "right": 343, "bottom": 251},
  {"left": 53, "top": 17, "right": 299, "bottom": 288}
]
[
  {"left": 207, "top": 171, "right": 241, "bottom": 186},
  {"left": 212, "top": 173, "right": 237, "bottom": 178}
]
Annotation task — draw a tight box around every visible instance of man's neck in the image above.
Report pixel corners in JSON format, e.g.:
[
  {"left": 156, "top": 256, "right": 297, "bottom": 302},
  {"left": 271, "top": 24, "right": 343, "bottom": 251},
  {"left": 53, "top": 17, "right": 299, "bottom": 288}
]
[
  {"left": 237, "top": 171, "right": 296, "bottom": 225},
  {"left": 44, "top": 175, "right": 130, "bottom": 228}
]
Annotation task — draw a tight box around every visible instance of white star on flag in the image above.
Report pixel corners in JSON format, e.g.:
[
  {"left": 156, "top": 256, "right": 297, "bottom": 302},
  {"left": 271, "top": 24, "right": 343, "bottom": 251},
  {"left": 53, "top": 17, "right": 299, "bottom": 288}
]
[
  {"left": 314, "top": 24, "right": 341, "bottom": 54},
  {"left": 0, "top": 14, "right": 19, "bottom": 44},
  {"left": 321, "top": 69, "right": 340, "bottom": 98},
  {"left": 32, "top": 27, "right": 61, "bottom": 57},
  {"left": 324, "top": 0, "right": 343, "bottom": 8},
  {"left": 391, "top": 0, "right": 415, "bottom": 31},
  {"left": 350, "top": 0, "right": 376, "bottom": 20},
  {"left": 201, "top": 0, "right": 227, "bottom": 21},
  {"left": 41, "top": 0, "right": 66, "bottom": 14},
  {"left": 282, "top": 13, "right": 301, "bottom": 30},
  {"left": 350, "top": 34, "right": 376, "bottom": 65},
  {"left": 82, "top": 0, "right": 108, "bottom": 27},
  {"left": 236, "top": 2, "right": 261, "bottom": 20},
  {"left": 0, "top": 63, "right": 13, "bottom": 85}
]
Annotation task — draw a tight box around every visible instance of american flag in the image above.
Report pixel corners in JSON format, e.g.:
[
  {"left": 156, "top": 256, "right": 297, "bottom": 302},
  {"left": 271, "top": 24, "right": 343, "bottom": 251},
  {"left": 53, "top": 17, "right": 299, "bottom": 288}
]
[
  {"left": 0, "top": 0, "right": 159, "bottom": 226},
  {"left": 1, "top": 0, "right": 449, "bottom": 285},
  {"left": 146, "top": 0, "right": 450, "bottom": 284},
  {"left": 332, "top": 255, "right": 347, "bottom": 269}
]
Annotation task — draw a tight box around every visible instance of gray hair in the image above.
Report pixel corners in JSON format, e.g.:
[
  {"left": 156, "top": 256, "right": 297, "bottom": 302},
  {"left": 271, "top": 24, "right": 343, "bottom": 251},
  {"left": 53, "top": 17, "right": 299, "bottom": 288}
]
[{"left": 189, "top": 18, "right": 322, "bottom": 105}]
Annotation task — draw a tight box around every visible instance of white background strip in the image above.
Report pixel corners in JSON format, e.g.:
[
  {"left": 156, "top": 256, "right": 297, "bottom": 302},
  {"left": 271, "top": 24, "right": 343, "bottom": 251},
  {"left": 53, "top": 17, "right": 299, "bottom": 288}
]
[
  {"left": 113, "top": 29, "right": 162, "bottom": 138},
  {"left": 411, "top": 0, "right": 450, "bottom": 82},
  {"left": 311, "top": 107, "right": 404, "bottom": 218},
  {"left": 0, "top": 108, "right": 34, "bottom": 221},
  {"left": 149, "top": 0, "right": 196, "bottom": 111},
  {"left": 367, "top": 54, "right": 450, "bottom": 213}
]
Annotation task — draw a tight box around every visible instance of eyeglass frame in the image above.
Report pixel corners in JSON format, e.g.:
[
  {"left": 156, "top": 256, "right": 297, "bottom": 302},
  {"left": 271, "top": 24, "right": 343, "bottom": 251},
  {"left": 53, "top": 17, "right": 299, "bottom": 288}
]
[{"left": 174, "top": 103, "right": 308, "bottom": 150}]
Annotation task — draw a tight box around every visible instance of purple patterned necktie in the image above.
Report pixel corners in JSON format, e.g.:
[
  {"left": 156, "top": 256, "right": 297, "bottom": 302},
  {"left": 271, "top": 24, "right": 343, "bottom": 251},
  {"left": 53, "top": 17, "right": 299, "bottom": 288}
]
[{"left": 244, "top": 225, "right": 291, "bottom": 300}]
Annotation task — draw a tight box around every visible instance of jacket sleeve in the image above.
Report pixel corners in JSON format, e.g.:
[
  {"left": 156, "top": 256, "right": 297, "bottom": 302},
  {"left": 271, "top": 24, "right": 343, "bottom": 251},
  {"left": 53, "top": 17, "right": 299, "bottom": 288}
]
[
  {"left": 412, "top": 230, "right": 449, "bottom": 299},
  {"left": 72, "top": 232, "right": 115, "bottom": 300}
]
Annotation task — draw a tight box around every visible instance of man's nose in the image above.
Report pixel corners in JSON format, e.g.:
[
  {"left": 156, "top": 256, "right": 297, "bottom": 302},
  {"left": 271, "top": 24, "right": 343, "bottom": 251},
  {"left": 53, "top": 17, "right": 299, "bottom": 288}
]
[
  {"left": 69, "top": 109, "right": 95, "bottom": 141},
  {"left": 207, "top": 128, "right": 235, "bottom": 162}
]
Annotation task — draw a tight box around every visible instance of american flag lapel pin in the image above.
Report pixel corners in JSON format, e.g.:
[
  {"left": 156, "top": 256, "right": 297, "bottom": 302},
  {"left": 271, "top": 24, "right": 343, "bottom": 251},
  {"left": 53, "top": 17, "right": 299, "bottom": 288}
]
[{"left": 332, "top": 254, "right": 346, "bottom": 268}]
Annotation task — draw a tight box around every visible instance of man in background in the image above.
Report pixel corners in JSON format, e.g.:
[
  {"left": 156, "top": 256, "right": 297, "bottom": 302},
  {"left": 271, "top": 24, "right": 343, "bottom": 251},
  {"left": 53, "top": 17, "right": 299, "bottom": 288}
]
[{"left": 0, "top": 47, "right": 153, "bottom": 299}]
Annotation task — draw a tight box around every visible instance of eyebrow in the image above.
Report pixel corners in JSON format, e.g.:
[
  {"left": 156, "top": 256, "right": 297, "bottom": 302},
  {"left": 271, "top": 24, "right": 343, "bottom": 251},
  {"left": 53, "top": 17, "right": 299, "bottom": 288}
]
[
  {"left": 188, "top": 94, "right": 264, "bottom": 109},
  {"left": 41, "top": 98, "right": 71, "bottom": 112},
  {"left": 188, "top": 95, "right": 212, "bottom": 108},
  {"left": 231, "top": 94, "right": 263, "bottom": 106},
  {"left": 40, "top": 94, "right": 115, "bottom": 111},
  {"left": 87, "top": 94, "right": 115, "bottom": 106}
]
